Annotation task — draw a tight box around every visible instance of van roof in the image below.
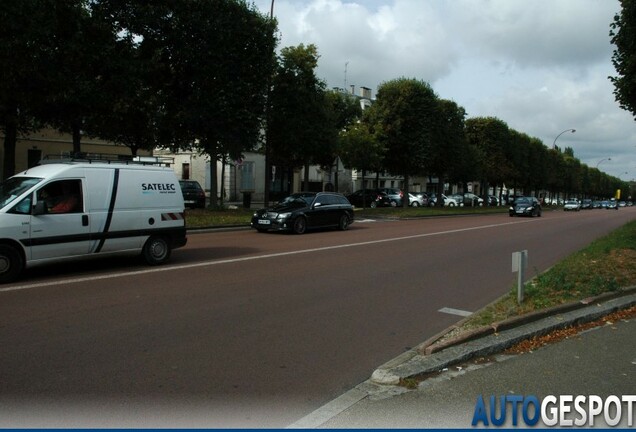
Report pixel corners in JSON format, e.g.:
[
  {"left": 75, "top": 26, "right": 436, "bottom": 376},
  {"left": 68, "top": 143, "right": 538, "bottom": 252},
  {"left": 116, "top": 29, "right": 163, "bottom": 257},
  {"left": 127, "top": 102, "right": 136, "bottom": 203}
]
[{"left": 14, "top": 162, "right": 174, "bottom": 179}]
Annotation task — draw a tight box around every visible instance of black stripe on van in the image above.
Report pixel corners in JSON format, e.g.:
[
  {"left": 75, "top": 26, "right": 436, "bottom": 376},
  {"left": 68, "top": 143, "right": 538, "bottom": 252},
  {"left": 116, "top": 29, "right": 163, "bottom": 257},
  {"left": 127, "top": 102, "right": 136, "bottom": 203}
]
[
  {"left": 20, "top": 226, "right": 186, "bottom": 248},
  {"left": 94, "top": 169, "right": 120, "bottom": 253}
]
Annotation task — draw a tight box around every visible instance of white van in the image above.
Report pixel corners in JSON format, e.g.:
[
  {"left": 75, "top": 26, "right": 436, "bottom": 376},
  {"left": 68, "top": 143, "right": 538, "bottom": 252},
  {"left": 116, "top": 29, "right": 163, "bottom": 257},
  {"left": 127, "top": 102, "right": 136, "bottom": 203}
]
[{"left": 0, "top": 161, "right": 187, "bottom": 283}]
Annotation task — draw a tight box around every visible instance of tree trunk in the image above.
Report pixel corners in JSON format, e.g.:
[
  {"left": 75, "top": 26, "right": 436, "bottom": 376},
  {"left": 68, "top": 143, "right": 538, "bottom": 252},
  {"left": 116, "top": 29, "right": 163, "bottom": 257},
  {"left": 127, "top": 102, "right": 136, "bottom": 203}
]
[
  {"left": 72, "top": 118, "right": 82, "bottom": 155},
  {"left": 208, "top": 145, "right": 219, "bottom": 208},
  {"left": 303, "top": 162, "right": 310, "bottom": 191},
  {"left": 2, "top": 111, "right": 17, "bottom": 179},
  {"left": 402, "top": 174, "right": 409, "bottom": 207}
]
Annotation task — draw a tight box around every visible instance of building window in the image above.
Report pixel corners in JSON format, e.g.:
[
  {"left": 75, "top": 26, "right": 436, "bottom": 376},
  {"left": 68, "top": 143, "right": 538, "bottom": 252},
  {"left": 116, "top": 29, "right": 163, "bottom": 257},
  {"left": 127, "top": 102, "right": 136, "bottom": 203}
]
[{"left": 182, "top": 163, "right": 190, "bottom": 180}]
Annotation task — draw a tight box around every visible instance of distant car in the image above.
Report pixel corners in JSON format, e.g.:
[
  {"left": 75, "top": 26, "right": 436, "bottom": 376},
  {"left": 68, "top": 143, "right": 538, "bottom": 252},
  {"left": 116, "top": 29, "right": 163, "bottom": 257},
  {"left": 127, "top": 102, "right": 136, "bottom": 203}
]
[
  {"left": 509, "top": 196, "right": 542, "bottom": 217},
  {"left": 179, "top": 180, "right": 206, "bottom": 209},
  {"left": 346, "top": 189, "right": 391, "bottom": 208},
  {"left": 429, "top": 194, "right": 459, "bottom": 207},
  {"left": 607, "top": 199, "right": 619, "bottom": 210},
  {"left": 251, "top": 192, "right": 354, "bottom": 234},
  {"left": 481, "top": 195, "right": 499, "bottom": 206},
  {"left": 462, "top": 192, "right": 484, "bottom": 207},
  {"left": 581, "top": 199, "right": 592, "bottom": 209},
  {"left": 563, "top": 199, "right": 581, "bottom": 211},
  {"left": 408, "top": 192, "right": 427, "bottom": 207},
  {"left": 377, "top": 188, "right": 404, "bottom": 207}
]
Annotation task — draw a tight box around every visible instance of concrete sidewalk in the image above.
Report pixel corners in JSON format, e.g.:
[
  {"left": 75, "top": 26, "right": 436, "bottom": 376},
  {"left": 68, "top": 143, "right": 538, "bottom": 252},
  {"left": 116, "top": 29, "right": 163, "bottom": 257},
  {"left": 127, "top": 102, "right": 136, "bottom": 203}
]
[{"left": 290, "top": 292, "right": 636, "bottom": 428}]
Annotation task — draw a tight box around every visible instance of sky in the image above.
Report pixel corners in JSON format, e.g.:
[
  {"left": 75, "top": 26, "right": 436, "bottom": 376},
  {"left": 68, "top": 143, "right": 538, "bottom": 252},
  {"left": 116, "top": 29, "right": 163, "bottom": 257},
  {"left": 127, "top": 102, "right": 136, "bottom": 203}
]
[{"left": 251, "top": 0, "right": 636, "bottom": 182}]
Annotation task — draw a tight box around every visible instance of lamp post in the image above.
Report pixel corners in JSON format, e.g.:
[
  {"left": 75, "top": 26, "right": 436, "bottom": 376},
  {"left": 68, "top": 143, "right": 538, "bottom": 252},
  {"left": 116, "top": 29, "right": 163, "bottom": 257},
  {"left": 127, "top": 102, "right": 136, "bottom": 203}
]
[
  {"left": 596, "top": 158, "right": 611, "bottom": 169},
  {"left": 552, "top": 128, "right": 576, "bottom": 150}
]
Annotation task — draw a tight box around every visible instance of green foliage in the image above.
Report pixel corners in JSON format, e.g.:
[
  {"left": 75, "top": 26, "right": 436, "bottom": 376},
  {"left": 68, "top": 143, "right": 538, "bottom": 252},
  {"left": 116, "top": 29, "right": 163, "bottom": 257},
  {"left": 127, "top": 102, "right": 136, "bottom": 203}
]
[
  {"left": 268, "top": 44, "right": 337, "bottom": 171},
  {"left": 610, "top": 0, "right": 636, "bottom": 120}
]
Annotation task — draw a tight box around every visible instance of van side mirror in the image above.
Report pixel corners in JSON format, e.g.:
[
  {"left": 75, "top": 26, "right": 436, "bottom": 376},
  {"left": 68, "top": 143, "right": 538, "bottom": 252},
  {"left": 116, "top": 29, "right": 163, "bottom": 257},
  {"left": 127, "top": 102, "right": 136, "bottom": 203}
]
[{"left": 32, "top": 201, "right": 47, "bottom": 215}]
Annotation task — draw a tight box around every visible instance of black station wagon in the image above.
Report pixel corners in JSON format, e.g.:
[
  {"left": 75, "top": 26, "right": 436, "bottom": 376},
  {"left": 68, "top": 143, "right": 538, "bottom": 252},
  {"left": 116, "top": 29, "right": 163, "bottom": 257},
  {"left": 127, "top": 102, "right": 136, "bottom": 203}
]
[{"left": 251, "top": 192, "right": 354, "bottom": 234}]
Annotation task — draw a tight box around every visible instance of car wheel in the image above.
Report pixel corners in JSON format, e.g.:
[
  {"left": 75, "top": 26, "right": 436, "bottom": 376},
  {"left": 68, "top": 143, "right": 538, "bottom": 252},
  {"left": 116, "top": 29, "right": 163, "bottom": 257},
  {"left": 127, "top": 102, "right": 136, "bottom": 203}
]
[
  {"left": 390, "top": 200, "right": 398, "bottom": 207},
  {"left": 292, "top": 217, "right": 307, "bottom": 234},
  {"left": 449, "top": 202, "right": 455, "bottom": 207},
  {"left": 370, "top": 201, "right": 377, "bottom": 209},
  {"left": 411, "top": 201, "right": 419, "bottom": 207},
  {"left": 142, "top": 235, "right": 171, "bottom": 265},
  {"left": 0, "top": 244, "right": 24, "bottom": 283},
  {"left": 338, "top": 214, "right": 350, "bottom": 231}
]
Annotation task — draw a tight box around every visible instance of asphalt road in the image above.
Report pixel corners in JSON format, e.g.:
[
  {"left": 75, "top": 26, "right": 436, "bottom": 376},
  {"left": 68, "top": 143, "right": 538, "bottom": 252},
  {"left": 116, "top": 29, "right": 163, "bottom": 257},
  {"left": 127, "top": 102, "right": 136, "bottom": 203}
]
[{"left": 1, "top": 207, "right": 634, "bottom": 427}]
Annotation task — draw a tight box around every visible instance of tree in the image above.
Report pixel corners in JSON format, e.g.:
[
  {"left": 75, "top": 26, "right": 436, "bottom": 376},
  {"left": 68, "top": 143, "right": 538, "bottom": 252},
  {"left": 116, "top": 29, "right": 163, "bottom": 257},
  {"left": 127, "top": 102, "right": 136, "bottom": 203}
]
[
  {"left": 465, "top": 117, "right": 512, "bottom": 198},
  {"left": 610, "top": 0, "right": 636, "bottom": 120},
  {"left": 428, "top": 99, "right": 467, "bottom": 206},
  {"left": 268, "top": 44, "right": 338, "bottom": 191},
  {"left": 0, "top": 0, "right": 60, "bottom": 178},
  {"left": 339, "top": 121, "right": 385, "bottom": 206},
  {"left": 41, "top": 0, "right": 113, "bottom": 155},
  {"left": 159, "top": 0, "right": 276, "bottom": 208},
  {"left": 372, "top": 78, "right": 439, "bottom": 207}
]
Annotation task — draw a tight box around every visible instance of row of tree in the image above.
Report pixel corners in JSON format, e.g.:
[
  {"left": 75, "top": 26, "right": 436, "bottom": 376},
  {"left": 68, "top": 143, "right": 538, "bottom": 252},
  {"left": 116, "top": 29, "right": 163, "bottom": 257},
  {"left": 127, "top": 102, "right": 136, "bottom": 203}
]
[
  {"left": 340, "top": 78, "right": 630, "bottom": 206},
  {"left": 1, "top": 0, "right": 633, "bottom": 208}
]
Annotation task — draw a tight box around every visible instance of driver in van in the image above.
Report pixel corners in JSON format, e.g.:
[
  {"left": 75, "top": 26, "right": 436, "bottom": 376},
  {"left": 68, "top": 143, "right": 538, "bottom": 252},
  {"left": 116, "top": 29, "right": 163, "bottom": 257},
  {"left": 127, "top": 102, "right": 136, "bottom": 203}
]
[{"left": 39, "top": 182, "right": 80, "bottom": 214}]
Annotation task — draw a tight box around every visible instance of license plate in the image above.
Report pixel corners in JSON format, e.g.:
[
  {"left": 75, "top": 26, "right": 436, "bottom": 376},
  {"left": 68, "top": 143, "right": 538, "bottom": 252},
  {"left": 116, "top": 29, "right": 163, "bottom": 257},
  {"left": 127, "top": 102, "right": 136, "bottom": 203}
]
[{"left": 258, "top": 219, "right": 271, "bottom": 225}]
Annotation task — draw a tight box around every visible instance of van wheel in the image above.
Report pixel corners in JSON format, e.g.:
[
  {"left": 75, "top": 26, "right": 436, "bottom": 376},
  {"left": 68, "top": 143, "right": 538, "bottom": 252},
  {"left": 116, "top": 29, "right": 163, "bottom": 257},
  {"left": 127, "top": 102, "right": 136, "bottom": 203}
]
[
  {"left": 142, "top": 236, "right": 171, "bottom": 265},
  {"left": 0, "top": 245, "right": 24, "bottom": 283}
]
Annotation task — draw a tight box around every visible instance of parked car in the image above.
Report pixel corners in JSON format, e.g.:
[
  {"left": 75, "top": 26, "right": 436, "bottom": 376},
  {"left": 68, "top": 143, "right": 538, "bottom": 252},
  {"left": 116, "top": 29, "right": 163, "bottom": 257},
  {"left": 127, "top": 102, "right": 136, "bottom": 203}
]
[
  {"left": 346, "top": 189, "right": 391, "bottom": 208},
  {"left": 429, "top": 194, "right": 459, "bottom": 207},
  {"left": 179, "top": 180, "right": 206, "bottom": 209},
  {"left": 377, "top": 188, "right": 404, "bottom": 207},
  {"left": 251, "top": 192, "right": 354, "bottom": 234},
  {"left": 462, "top": 192, "right": 484, "bottom": 207},
  {"left": 581, "top": 199, "right": 593, "bottom": 209},
  {"left": 408, "top": 192, "right": 428, "bottom": 207},
  {"left": 509, "top": 196, "right": 542, "bottom": 217},
  {"left": 607, "top": 198, "right": 619, "bottom": 210},
  {"left": 563, "top": 199, "right": 581, "bottom": 211},
  {"left": 447, "top": 194, "right": 465, "bottom": 207},
  {"left": 481, "top": 195, "right": 499, "bottom": 206}
]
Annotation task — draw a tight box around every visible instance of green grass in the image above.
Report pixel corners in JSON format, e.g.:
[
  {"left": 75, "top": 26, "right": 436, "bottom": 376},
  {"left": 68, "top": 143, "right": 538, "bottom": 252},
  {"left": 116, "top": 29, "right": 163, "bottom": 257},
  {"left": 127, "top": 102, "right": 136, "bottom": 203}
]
[{"left": 459, "top": 220, "right": 636, "bottom": 330}]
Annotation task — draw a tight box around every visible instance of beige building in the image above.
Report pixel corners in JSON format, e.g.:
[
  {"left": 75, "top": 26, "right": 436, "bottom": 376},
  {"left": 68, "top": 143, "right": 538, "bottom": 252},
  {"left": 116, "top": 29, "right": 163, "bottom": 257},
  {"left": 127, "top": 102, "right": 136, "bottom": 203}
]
[{"left": 0, "top": 128, "right": 152, "bottom": 177}]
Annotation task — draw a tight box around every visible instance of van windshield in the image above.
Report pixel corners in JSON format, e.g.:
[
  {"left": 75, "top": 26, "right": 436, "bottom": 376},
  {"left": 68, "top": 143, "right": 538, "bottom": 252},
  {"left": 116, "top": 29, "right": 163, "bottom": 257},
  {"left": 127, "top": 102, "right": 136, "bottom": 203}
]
[{"left": 0, "top": 177, "right": 42, "bottom": 209}]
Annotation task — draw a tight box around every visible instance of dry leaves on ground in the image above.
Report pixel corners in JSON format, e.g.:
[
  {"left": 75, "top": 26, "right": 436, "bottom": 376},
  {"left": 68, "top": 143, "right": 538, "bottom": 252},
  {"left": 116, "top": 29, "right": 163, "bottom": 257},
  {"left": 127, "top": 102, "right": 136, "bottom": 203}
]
[{"left": 504, "top": 305, "right": 636, "bottom": 355}]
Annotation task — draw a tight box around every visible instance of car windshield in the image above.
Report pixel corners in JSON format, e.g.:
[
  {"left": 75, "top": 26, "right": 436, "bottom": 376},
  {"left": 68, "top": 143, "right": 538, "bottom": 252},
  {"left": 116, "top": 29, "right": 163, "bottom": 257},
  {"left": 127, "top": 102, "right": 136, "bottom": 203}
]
[
  {"left": 515, "top": 197, "right": 531, "bottom": 204},
  {"left": 0, "top": 176, "right": 42, "bottom": 209},
  {"left": 179, "top": 181, "right": 201, "bottom": 191},
  {"left": 278, "top": 194, "right": 313, "bottom": 207}
]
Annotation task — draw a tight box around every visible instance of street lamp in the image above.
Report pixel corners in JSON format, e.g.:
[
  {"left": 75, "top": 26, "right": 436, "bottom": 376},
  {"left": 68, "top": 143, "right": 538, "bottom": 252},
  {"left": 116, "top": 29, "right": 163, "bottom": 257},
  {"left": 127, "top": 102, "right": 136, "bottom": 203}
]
[
  {"left": 596, "top": 157, "right": 611, "bottom": 168},
  {"left": 552, "top": 128, "right": 576, "bottom": 149}
]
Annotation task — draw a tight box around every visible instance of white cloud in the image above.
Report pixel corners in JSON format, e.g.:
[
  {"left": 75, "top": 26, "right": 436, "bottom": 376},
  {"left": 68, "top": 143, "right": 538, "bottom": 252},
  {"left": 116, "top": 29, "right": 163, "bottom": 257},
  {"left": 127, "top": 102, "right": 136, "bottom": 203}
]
[{"left": 254, "top": 0, "right": 636, "bottom": 181}]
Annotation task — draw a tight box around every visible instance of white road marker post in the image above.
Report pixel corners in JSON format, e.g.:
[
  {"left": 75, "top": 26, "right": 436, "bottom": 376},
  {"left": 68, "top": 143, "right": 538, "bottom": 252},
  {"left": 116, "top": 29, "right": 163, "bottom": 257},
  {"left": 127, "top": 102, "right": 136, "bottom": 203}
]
[{"left": 512, "top": 250, "right": 528, "bottom": 304}]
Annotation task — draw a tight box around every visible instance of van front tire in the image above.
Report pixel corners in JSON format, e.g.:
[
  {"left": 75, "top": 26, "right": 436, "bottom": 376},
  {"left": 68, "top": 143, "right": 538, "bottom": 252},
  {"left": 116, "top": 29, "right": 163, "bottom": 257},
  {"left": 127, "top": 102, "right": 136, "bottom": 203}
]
[
  {"left": 0, "top": 245, "right": 24, "bottom": 283},
  {"left": 142, "top": 236, "right": 171, "bottom": 265}
]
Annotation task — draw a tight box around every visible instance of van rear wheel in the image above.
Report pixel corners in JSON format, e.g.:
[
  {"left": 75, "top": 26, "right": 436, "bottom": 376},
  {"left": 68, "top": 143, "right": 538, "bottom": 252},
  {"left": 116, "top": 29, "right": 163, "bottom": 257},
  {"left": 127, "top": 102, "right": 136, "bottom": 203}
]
[
  {"left": 0, "top": 245, "right": 24, "bottom": 283},
  {"left": 143, "top": 236, "right": 171, "bottom": 265}
]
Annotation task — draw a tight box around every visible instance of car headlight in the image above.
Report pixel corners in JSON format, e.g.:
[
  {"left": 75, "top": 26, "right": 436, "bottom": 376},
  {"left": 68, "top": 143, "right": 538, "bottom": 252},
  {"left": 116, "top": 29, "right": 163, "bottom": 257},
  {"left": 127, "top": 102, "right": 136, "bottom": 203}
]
[
  {"left": 509, "top": 206, "right": 514, "bottom": 211},
  {"left": 277, "top": 212, "right": 291, "bottom": 219}
]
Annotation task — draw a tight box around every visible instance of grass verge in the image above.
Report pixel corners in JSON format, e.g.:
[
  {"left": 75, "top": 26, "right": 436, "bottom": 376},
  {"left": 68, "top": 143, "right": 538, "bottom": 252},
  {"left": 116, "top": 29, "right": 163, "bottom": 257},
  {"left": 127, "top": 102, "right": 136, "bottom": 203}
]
[{"left": 453, "top": 219, "right": 636, "bottom": 332}]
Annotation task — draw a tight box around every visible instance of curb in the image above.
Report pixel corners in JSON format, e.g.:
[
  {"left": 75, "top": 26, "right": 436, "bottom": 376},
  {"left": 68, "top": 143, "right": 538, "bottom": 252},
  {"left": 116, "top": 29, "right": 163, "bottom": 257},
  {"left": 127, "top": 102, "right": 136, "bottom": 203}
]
[{"left": 369, "top": 291, "right": 636, "bottom": 385}]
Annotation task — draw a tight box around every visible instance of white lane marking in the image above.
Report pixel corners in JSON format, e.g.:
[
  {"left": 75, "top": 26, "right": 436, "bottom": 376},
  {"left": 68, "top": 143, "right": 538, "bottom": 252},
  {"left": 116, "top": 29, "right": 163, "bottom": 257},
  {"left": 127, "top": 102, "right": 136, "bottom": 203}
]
[
  {"left": 438, "top": 307, "right": 473, "bottom": 317},
  {"left": 1, "top": 218, "right": 537, "bottom": 293}
]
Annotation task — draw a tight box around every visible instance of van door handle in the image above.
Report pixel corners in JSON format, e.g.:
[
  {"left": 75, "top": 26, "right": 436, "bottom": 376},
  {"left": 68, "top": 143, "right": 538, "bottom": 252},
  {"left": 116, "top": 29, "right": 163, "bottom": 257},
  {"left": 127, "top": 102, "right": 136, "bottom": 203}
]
[{"left": 82, "top": 215, "right": 89, "bottom": 226}]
